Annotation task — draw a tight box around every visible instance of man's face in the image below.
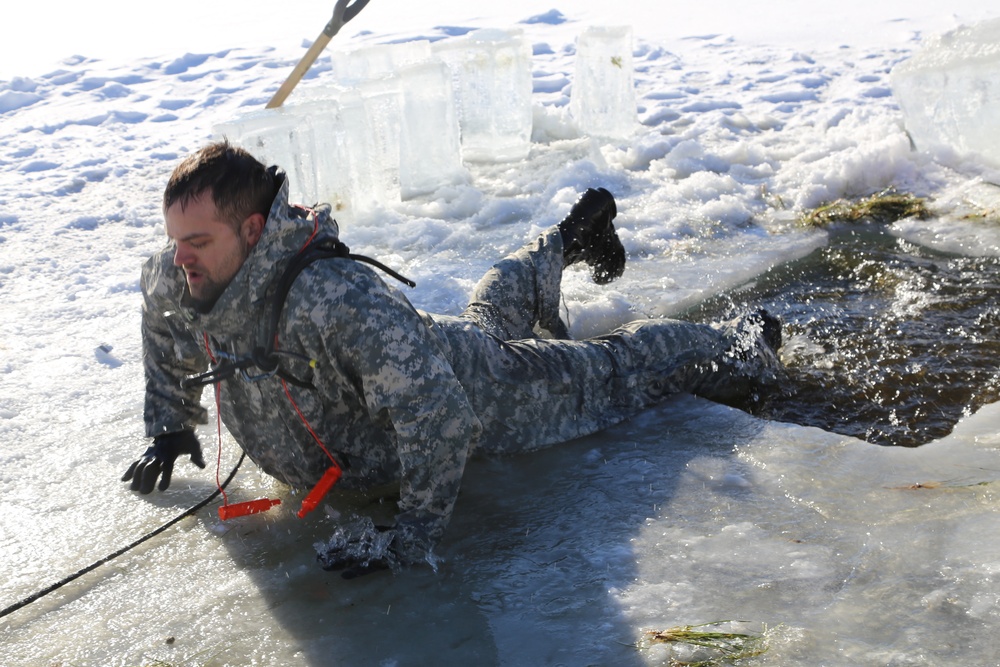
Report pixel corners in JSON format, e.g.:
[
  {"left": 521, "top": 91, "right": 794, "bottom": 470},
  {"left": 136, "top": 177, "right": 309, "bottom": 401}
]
[{"left": 165, "top": 191, "right": 253, "bottom": 312}]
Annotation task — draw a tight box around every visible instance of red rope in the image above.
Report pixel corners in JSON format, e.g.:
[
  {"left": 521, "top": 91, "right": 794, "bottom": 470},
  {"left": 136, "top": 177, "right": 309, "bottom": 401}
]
[
  {"left": 198, "top": 209, "right": 341, "bottom": 519},
  {"left": 280, "top": 377, "right": 340, "bottom": 470},
  {"left": 296, "top": 206, "right": 320, "bottom": 253},
  {"left": 279, "top": 212, "right": 339, "bottom": 471}
]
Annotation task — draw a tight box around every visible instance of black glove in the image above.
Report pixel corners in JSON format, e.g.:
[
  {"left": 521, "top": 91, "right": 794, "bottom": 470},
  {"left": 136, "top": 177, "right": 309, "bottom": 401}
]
[
  {"left": 121, "top": 430, "right": 206, "bottom": 494},
  {"left": 316, "top": 517, "right": 402, "bottom": 579}
]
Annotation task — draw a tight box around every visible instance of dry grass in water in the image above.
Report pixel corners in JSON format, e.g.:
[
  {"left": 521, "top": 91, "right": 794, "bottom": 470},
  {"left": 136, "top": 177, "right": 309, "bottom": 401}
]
[
  {"left": 641, "top": 620, "right": 770, "bottom": 666},
  {"left": 888, "top": 478, "right": 994, "bottom": 491},
  {"left": 799, "top": 188, "right": 930, "bottom": 227}
]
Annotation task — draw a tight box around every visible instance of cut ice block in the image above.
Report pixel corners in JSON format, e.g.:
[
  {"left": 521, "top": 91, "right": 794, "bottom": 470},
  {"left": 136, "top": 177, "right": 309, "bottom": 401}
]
[
  {"left": 283, "top": 82, "right": 403, "bottom": 214},
  {"left": 433, "top": 28, "right": 533, "bottom": 162},
  {"left": 213, "top": 109, "right": 318, "bottom": 206},
  {"left": 354, "top": 78, "right": 403, "bottom": 209},
  {"left": 213, "top": 100, "right": 359, "bottom": 217},
  {"left": 396, "top": 60, "right": 468, "bottom": 198},
  {"left": 327, "top": 40, "right": 433, "bottom": 87},
  {"left": 891, "top": 18, "right": 1000, "bottom": 167},
  {"left": 571, "top": 26, "right": 637, "bottom": 140},
  {"left": 290, "top": 98, "right": 353, "bottom": 212}
]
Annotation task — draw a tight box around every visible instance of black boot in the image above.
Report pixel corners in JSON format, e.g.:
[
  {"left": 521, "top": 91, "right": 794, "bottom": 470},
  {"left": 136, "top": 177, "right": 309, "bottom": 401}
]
[
  {"left": 727, "top": 309, "right": 783, "bottom": 361},
  {"left": 558, "top": 187, "right": 626, "bottom": 285},
  {"left": 757, "top": 309, "right": 783, "bottom": 353}
]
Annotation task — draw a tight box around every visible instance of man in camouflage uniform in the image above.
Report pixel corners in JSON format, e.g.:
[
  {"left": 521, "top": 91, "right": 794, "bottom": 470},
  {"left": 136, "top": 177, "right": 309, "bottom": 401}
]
[{"left": 123, "top": 142, "right": 782, "bottom": 575}]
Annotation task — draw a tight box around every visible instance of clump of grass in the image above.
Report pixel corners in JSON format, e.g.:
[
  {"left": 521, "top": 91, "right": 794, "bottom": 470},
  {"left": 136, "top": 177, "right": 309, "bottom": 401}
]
[
  {"left": 641, "top": 620, "right": 770, "bottom": 666},
  {"left": 799, "top": 188, "right": 930, "bottom": 227}
]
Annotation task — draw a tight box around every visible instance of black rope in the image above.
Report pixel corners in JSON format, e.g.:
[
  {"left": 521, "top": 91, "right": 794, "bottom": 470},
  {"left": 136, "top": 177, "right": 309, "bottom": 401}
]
[
  {"left": 0, "top": 452, "right": 247, "bottom": 620},
  {"left": 180, "top": 238, "right": 415, "bottom": 391}
]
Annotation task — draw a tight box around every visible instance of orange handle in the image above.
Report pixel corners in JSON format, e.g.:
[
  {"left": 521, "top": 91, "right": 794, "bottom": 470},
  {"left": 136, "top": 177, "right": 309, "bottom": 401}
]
[
  {"left": 297, "top": 466, "right": 342, "bottom": 518},
  {"left": 218, "top": 498, "right": 282, "bottom": 520}
]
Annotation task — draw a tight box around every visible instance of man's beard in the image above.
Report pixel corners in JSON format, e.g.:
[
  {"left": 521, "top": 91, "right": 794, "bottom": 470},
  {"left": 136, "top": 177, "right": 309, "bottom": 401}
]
[
  {"left": 185, "top": 274, "right": 232, "bottom": 313},
  {"left": 184, "top": 238, "right": 251, "bottom": 313}
]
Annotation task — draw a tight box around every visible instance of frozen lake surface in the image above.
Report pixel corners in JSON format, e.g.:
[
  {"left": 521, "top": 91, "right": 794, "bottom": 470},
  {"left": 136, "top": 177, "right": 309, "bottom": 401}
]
[{"left": 4, "top": 1, "right": 1000, "bottom": 665}]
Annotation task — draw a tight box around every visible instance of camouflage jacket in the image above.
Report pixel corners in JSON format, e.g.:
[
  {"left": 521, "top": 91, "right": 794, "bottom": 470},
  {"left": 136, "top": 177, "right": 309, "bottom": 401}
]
[{"left": 142, "top": 177, "right": 483, "bottom": 559}]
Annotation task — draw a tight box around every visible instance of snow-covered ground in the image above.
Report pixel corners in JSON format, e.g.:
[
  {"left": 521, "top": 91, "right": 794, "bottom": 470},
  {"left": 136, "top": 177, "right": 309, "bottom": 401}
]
[{"left": 4, "top": 1, "right": 1000, "bottom": 665}]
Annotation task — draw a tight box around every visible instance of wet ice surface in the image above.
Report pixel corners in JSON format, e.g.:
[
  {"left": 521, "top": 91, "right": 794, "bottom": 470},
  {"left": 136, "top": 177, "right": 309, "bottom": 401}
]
[{"left": 7, "top": 397, "right": 1000, "bottom": 666}]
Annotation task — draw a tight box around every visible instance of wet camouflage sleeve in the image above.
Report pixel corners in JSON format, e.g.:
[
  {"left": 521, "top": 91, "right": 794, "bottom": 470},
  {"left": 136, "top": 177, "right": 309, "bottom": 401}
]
[
  {"left": 284, "top": 261, "right": 484, "bottom": 559},
  {"left": 140, "top": 251, "right": 211, "bottom": 437}
]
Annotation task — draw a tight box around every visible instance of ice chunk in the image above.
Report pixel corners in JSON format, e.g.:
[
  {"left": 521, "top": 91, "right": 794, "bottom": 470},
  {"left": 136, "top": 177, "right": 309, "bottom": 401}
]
[
  {"left": 891, "top": 18, "right": 1000, "bottom": 167},
  {"left": 396, "top": 60, "right": 468, "bottom": 198},
  {"left": 214, "top": 101, "right": 360, "bottom": 213},
  {"left": 327, "top": 40, "right": 433, "bottom": 87},
  {"left": 353, "top": 78, "right": 404, "bottom": 209},
  {"left": 290, "top": 81, "right": 403, "bottom": 213},
  {"left": 315, "top": 515, "right": 401, "bottom": 572},
  {"left": 213, "top": 109, "right": 319, "bottom": 206},
  {"left": 571, "top": 26, "right": 637, "bottom": 140},
  {"left": 289, "top": 98, "right": 354, "bottom": 212},
  {"left": 433, "top": 28, "right": 533, "bottom": 162}
]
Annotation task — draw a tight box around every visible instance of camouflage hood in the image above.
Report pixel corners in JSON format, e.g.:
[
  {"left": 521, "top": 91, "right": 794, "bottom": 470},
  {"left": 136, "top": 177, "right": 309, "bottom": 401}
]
[{"left": 144, "top": 171, "right": 339, "bottom": 338}]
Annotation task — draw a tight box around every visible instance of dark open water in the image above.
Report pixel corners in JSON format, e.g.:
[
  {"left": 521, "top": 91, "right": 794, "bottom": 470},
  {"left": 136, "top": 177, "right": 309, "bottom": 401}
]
[{"left": 688, "top": 224, "right": 1000, "bottom": 447}]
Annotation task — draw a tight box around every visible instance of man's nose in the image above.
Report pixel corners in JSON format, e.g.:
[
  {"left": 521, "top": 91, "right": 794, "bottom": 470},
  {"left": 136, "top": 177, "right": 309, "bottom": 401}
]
[{"left": 173, "top": 244, "right": 193, "bottom": 267}]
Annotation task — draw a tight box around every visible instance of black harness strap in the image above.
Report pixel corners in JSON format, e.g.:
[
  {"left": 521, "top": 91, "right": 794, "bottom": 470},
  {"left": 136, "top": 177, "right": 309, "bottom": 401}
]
[{"left": 181, "top": 239, "right": 414, "bottom": 390}]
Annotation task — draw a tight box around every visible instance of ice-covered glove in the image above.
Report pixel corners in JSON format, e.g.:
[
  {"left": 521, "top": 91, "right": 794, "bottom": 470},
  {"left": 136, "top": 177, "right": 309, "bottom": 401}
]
[
  {"left": 315, "top": 516, "right": 406, "bottom": 579},
  {"left": 121, "top": 430, "right": 206, "bottom": 494}
]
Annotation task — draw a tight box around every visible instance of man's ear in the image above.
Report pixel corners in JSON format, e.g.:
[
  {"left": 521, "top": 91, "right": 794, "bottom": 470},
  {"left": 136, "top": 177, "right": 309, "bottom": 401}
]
[{"left": 241, "top": 212, "right": 266, "bottom": 248}]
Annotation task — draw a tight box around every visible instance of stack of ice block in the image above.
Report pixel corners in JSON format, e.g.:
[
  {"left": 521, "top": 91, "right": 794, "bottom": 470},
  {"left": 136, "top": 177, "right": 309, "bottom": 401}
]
[
  {"left": 213, "top": 25, "right": 640, "bottom": 216},
  {"left": 214, "top": 39, "right": 467, "bottom": 216},
  {"left": 891, "top": 18, "right": 1000, "bottom": 167},
  {"left": 571, "top": 26, "right": 637, "bottom": 140},
  {"left": 432, "top": 28, "right": 534, "bottom": 162},
  {"left": 349, "top": 80, "right": 403, "bottom": 209}
]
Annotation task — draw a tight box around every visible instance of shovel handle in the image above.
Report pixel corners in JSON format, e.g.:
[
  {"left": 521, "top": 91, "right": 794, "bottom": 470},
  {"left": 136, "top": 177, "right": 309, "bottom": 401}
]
[{"left": 266, "top": 0, "right": 373, "bottom": 109}]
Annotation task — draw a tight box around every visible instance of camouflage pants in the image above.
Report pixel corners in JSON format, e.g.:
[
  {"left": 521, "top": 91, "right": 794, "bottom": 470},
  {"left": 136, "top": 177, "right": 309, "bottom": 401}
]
[
  {"left": 461, "top": 227, "right": 569, "bottom": 340},
  {"left": 439, "top": 228, "right": 781, "bottom": 455}
]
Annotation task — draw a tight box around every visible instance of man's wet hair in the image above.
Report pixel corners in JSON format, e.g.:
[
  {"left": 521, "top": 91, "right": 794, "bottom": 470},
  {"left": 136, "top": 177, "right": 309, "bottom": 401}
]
[{"left": 163, "top": 140, "right": 278, "bottom": 228}]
